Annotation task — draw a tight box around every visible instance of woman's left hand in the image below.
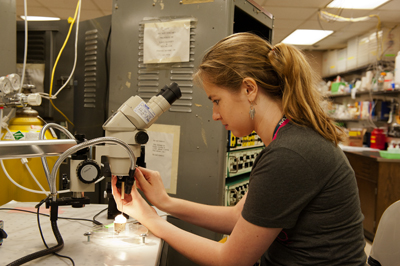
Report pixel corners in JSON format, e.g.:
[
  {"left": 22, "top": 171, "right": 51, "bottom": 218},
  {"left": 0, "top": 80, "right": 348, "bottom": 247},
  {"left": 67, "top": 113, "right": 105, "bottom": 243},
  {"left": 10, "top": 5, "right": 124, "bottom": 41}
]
[{"left": 111, "top": 175, "right": 158, "bottom": 223}]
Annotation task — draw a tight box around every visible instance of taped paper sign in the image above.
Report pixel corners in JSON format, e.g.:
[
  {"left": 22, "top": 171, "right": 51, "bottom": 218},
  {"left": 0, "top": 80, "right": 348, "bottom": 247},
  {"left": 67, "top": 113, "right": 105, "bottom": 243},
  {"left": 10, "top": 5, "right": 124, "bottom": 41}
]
[{"left": 144, "top": 19, "right": 191, "bottom": 64}]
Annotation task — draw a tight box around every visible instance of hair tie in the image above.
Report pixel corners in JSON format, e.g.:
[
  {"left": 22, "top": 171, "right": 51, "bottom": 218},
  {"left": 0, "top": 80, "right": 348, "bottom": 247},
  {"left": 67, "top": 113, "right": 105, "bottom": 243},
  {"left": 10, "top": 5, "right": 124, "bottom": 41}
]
[{"left": 269, "top": 48, "right": 275, "bottom": 56}]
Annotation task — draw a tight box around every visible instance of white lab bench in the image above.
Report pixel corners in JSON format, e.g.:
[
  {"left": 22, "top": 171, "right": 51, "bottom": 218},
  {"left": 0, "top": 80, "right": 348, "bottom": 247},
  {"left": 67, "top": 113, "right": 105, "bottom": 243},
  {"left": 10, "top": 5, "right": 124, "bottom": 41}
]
[{"left": 0, "top": 201, "right": 167, "bottom": 265}]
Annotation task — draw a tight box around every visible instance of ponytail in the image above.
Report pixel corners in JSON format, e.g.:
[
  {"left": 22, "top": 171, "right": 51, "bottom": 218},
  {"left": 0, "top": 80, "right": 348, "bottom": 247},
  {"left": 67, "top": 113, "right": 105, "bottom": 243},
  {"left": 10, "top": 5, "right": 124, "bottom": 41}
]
[{"left": 268, "top": 43, "right": 345, "bottom": 145}]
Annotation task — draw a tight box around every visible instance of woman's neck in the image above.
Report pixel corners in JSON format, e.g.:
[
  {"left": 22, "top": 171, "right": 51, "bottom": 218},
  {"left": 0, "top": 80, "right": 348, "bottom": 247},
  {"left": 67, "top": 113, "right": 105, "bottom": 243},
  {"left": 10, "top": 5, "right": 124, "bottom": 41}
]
[{"left": 254, "top": 99, "right": 284, "bottom": 146}]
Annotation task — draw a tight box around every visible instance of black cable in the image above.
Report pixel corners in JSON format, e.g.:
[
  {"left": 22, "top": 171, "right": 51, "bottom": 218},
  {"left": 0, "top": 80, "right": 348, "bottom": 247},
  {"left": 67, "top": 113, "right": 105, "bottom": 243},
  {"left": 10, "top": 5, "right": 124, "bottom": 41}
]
[
  {"left": 36, "top": 200, "right": 75, "bottom": 266},
  {"left": 104, "top": 24, "right": 112, "bottom": 127},
  {"left": 6, "top": 200, "right": 64, "bottom": 266},
  {"left": 93, "top": 207, "right": 108, "bottom": 225},
  {"left": 1, "top": 204, "right": 105, "bottom": 265},
  {"left": 0, "top": 208, "right": 103, "bottom": 226},
  {"left": 36, "top": 198, "right": 50, "bottom": 249}
]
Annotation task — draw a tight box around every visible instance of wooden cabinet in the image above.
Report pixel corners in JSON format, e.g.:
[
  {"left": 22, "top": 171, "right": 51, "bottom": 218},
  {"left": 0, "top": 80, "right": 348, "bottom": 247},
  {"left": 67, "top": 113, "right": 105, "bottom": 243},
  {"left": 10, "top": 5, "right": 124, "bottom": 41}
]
[{"left": 345, "top": 151, "right": 400, "bottom": 240}]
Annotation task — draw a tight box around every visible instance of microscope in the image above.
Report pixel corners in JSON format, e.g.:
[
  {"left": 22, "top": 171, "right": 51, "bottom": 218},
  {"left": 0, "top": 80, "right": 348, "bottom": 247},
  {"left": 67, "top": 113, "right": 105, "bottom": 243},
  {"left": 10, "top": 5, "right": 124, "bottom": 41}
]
[
  {"left": 0, "top": 77, "right": 181, "bottom": 265},
  {"left": 65, "top": 82, "right": 182, "bottom": 217}
]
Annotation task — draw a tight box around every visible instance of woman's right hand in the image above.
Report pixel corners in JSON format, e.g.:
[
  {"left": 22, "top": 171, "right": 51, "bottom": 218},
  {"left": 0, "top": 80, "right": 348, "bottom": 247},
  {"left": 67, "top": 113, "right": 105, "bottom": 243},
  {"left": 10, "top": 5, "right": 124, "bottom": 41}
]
[{"left": 134, "top": 167, "right": 171, "bottom": 211}]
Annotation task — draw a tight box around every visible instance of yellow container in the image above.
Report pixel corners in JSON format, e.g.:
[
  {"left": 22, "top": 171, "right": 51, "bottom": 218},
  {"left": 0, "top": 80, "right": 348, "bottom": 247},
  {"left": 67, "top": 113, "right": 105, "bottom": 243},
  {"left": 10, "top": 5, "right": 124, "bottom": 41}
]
[{"left": 0, "top": 108, "right": 59, "bottom": 205}]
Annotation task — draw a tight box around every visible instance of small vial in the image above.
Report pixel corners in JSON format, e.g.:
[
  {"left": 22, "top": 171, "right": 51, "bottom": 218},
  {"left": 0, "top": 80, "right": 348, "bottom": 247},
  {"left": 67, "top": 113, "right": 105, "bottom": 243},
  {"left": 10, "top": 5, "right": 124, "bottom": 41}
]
[
  {"left": 377, "top": 72, "right": 386, "bottom": 91},
  {"left": 114, "top": 214, "right": 127, "bottom": 234}
]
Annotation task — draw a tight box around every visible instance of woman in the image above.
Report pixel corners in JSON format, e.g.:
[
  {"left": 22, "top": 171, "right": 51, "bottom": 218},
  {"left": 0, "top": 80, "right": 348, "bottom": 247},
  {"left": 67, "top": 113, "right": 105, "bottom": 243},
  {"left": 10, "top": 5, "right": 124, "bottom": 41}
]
[{"left": 112, "top": 32, "right": 367, "bottom": 265}]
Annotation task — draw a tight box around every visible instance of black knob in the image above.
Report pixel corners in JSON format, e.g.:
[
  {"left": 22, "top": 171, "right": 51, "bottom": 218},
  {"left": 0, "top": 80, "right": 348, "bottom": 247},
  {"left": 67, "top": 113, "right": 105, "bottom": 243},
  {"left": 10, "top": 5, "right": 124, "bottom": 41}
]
[
  {"left": 135, "top": 131, "right": 149, "bottom": 144},
  {"left": 76, "top": 160, "right": 101, "bottom": 184}
]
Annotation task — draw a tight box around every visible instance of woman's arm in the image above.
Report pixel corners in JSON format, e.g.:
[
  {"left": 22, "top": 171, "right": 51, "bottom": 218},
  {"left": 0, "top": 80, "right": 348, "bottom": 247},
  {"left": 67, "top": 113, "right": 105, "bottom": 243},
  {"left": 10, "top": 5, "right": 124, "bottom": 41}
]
[
  {"left": 112, "top": 176, "right": 281, "bottom": 266},
  {"left": 135, "top": 167, "right": 245, "bottom": 234},
  {"left": 160, "top": 193, "right": 247, "bottom": 235},
  {"left": 148, "top": 213, "right": 280, "bottom": 266}
]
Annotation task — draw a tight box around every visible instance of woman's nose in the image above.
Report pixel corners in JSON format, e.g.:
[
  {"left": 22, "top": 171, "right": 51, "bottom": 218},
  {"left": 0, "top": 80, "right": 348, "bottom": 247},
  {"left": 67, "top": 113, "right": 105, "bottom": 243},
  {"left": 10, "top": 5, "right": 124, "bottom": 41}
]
[{"left": 212, "top": 110, "right": 221, "bottom": 121}]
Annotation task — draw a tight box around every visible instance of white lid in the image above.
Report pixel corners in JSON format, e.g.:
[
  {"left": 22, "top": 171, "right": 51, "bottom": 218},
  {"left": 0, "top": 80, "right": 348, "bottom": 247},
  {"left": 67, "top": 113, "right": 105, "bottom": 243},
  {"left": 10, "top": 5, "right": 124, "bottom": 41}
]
[{"left": 27, "top": 93, "right": 42, "bottom": 106}]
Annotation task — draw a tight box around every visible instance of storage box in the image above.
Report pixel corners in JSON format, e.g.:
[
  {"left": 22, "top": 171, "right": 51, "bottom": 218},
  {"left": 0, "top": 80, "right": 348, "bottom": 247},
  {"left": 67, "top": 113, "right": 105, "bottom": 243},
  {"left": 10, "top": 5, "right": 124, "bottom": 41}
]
[
  {"left": 347, "top": 36, "right": 358, "bottom": 70},
  {"left": 331, "top": 82, "right": 346, "bottom": 94},
  {"left": 347, "top": 128, "right": 367, "bottom": 147},
  {"left": 337, "top": 48, "right": 347, "bottom": 73}
]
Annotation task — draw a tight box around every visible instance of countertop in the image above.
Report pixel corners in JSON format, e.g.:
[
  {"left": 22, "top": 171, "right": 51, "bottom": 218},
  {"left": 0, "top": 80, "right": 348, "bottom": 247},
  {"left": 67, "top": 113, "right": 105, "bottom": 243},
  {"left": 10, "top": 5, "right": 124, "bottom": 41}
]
[
  {"left": 340, "top": 145, "right": 400, "bottom": 163},
  {"left": 0, "top": 201, "right": 167, "bottom": 266}
]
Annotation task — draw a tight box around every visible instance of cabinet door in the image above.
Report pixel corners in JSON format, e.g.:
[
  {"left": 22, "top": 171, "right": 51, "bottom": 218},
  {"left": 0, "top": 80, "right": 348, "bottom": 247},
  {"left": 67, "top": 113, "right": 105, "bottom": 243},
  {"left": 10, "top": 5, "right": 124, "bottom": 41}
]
[
  {"left": 345, "top": 152, "right": 378, "bottom": 240},
  {"left": 355, "top": 177, "right": 377, "bottom": 240}
]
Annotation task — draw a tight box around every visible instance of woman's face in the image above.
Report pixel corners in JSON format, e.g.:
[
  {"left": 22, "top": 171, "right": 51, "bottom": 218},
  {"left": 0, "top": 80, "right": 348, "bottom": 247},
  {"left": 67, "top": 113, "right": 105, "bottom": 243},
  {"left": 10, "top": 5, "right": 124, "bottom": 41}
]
[{"left": 203, "top": 80, "right": 254, "bottom": 137}]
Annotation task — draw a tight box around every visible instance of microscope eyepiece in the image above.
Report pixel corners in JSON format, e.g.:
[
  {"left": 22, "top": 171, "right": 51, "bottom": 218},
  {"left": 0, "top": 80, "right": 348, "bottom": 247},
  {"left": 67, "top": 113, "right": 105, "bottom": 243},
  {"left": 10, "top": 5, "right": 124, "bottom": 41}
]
[{"left": 157, "top": 82, "right": 182, "bottom": 105}]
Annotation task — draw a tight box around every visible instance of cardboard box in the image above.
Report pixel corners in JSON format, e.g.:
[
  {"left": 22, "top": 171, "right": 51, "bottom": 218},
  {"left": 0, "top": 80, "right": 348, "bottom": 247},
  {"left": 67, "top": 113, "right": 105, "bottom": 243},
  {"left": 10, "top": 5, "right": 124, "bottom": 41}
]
[{"left": 347, "top": 128, "right": 367, "bottom": 147}]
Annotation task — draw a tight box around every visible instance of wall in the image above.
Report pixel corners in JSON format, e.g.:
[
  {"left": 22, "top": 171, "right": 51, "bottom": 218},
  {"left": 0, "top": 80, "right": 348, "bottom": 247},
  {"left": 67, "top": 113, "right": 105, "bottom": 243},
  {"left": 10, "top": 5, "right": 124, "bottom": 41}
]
[{"left": 0, "top": 0, "right": 16, "bottom": 76}]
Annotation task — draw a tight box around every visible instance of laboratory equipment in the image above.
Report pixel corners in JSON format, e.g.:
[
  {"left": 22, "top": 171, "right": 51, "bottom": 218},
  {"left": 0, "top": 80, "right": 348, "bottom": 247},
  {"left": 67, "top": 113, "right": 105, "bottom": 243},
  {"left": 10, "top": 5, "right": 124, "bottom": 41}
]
[
  {"left": 0, "top": 73, "right": 59, "bottom": 205},
  {"left": 65, "top": 82, "right": 181, "bottom": 213},
  {"left": 0, "top": 107, "right": 59, "bottom": 205},
  {"left": 387, "top": 100, "right": 400, "bottom": 138},
  {"left": 114, "top": 214, "right": 127, "bottom": 234},
  {"left": 1, "top": 82, "right": 181, "bottom": 265},
  {"left": 0, "top": 75, "right": 42, "bottom": 108}
]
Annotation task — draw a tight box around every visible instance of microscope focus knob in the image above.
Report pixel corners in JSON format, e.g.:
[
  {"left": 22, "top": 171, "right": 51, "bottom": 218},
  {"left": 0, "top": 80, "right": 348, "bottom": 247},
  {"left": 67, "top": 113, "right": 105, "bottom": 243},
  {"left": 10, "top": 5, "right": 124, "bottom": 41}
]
[
  {"left": 135, "top": 131, "right": 149, "bottom": 144},
  {"left": 76, "top": 160, "right": 101, "bottom": 184}
]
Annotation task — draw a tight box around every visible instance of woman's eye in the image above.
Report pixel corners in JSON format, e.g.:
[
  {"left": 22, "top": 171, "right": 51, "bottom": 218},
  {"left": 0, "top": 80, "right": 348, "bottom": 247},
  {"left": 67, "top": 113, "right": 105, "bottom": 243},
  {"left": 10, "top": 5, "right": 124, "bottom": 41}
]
[{"left": 213, "top": 100, "right": 219, "bottom": 105}]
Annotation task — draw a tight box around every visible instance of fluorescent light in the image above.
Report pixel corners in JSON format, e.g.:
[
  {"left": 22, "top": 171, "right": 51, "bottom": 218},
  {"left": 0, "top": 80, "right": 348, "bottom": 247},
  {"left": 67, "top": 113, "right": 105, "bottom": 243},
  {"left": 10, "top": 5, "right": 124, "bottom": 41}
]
[
  {"left": 282, "top": 29, "right": 334, "bottom": 45},
  {"left": 20, "top": 16, "right": 60, "bottom": 21},
  {"left": 327, "top": 0, "right": 390, "bottom": 9}
]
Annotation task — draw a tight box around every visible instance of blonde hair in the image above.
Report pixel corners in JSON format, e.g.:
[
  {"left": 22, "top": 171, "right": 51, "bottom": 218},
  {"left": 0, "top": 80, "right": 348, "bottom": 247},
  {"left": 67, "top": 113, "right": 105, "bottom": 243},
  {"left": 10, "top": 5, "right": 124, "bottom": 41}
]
[{"left": 194, "top": 32, "right": 345, "bottom": 145}]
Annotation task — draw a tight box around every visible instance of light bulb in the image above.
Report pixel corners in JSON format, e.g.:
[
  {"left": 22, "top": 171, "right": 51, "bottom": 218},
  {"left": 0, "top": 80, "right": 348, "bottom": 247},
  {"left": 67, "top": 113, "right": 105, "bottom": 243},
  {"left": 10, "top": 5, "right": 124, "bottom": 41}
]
[{"left": 115, "top": 214, "right": 127, "bottom": 223}]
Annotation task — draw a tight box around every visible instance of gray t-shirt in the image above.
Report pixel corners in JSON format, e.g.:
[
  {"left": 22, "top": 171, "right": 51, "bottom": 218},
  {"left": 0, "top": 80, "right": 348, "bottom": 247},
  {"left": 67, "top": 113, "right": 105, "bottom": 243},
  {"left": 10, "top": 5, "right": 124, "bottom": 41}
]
[{"left": 242, "top": 122, "right": 366, "bottom": 265}]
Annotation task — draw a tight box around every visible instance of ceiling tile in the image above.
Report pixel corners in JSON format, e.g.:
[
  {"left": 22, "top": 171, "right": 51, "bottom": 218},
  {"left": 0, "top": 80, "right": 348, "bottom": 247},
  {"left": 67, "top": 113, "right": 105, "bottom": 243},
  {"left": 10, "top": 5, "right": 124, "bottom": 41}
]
[
  {"left": 377, "top": 0, "right": 400, "bottom": 10},
  {"left": 258, "top": 0, "right": 331, "bottom": 8},
  {"left": 17, "top": 6, "right": 58, "bottom": 17},
  {"left": 16, "top": 0, "right": 41, "bottom": 7},
  {"left": 323, "top": 8, "right": 371, "bottom": 18},
  {"left": 80, "top": 0, "right": 100, "bottom": 11},
  {"left": 77, "top": 10, "right": 106, "bottom": 21},
  {"left": 273, "top": 19, "right": 304, "bottom": 30},
  {"left": 263, "top": 6, "right": 317, "bottom": 20},
  {"left": 94, "top": 0, "right": 113, "bottom": 11},
  {"left": 12, "top": 0, "right": 400, "bottom": 51},
  {"left": 36, "top": 0, "right": 76, "bottom": 8},
  {"left": 50, "top": 8, "right": 81, "bottom": 19},
  {"left": 298, "top": 20, "right": 351, "bottom": 31},
  {"left": 341, "top": 21, "right": 380, "bottom": 33}
]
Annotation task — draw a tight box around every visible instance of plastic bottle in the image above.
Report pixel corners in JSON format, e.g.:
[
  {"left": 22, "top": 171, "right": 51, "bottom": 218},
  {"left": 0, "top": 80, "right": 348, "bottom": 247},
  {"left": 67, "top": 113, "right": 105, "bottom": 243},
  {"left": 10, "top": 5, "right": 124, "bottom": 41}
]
[
  {"left": 370, "top": 128, "right": 386, "bottom": 150},
  {"left": 377, "top": 72, "right": 386, "bottom": 91},
  {"left": 395, "top": 51, "right": 400, "bottom": 86}
]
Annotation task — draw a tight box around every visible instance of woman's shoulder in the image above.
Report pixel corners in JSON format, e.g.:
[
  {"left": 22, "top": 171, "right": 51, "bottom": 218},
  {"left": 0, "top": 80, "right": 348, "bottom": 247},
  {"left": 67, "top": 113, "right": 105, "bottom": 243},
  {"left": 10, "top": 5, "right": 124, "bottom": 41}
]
[{"left": 266, "top": 122, "right": 342, "bottom": 162}]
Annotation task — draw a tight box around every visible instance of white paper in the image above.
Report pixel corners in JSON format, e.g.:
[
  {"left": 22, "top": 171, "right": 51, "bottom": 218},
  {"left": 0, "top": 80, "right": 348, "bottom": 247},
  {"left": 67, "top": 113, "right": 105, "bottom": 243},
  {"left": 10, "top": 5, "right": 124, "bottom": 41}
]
[
  {"left": 145, "top": 124, "right": 180, "bottom": 194},
  {"left": 146, "top": 131, "right": 173, "bottom": 188},
  {"left": 143, "top": 19, "right": 191, "bottom": 64}
]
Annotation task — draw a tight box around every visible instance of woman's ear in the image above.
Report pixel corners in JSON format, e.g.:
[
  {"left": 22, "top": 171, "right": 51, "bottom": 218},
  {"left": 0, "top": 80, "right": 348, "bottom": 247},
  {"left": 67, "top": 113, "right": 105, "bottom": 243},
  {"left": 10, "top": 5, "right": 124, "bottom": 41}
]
[{"left": 242, "top": 77, "right": 258, "bottom": 102}]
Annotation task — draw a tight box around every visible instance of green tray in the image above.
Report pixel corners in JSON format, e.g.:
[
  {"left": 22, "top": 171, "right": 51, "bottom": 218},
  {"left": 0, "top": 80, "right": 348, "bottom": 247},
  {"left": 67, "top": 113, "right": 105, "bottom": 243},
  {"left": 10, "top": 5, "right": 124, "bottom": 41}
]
[{"left": 379, "top": 151, "right": 400, "bottom": 159}]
